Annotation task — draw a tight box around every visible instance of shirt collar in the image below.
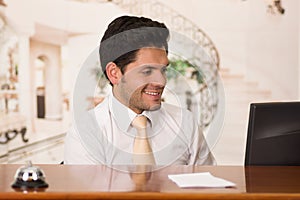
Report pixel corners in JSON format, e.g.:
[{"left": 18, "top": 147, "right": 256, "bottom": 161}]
[
  {"left": 143, "top": 109, "right": 161, "bottom": 129},
  {"left": 109, "top": 92, "right": 136, "bottom": 132},
  {"left": 108, "top": 92, "right": 163, "bottom": 132}
]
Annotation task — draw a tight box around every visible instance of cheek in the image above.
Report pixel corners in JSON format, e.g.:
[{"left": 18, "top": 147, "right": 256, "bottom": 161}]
[
  {"left": 123, "top": 76, "right": 147, "bottom": 90},
  {"left": 121, "top": 77, "right": 145, "bottom": 96}
]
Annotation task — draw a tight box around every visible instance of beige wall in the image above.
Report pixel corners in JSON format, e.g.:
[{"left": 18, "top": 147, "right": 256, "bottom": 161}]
[
  {"left": 6, "top": 0, "right": 299, "bottom": 104},
  {"left": 158, "top": 0, "right": 299, "bottom": 100}
]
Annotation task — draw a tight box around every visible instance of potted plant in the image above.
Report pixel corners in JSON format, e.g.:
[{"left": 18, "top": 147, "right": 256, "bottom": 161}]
[{"left": 167, "top": 58, "right": 204, "bottom": 84}]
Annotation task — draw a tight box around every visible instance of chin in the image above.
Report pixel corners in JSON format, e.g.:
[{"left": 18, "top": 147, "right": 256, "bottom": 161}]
[{"left": 148, "top": 104, "right": 161, "bottom": 111}]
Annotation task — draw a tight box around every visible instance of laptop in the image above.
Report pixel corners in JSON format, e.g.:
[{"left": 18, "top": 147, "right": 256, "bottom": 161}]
[{"left": 244, "top": 102, "right": 300, "bottom": 166}]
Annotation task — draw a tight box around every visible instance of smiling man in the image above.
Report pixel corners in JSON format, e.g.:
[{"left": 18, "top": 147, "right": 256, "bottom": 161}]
[
  {"left": 64, "top": 15, "right": 216, "bottom": 166},
  {"left": 111, "top": 48, "right": 168, "bottom": 114}
]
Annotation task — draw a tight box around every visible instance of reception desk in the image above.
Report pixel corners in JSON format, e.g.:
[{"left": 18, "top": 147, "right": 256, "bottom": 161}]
[{"left": 0, "top": 165, "right": 300, "bottom": 199}]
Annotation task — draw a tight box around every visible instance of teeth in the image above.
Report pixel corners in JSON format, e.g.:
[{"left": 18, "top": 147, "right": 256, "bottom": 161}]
[{"left": 145, "top": 91, "right": 159, "bottom": 96}]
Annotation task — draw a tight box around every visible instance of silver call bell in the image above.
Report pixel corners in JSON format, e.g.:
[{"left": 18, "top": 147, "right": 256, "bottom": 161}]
[{"left": 11, "top": 161, "right": 49, "bottom": 189}]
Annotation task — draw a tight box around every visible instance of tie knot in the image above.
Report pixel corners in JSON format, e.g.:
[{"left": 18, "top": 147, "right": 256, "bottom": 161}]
[{"left": 132, "top": 115, "right": 147, "bottom": 129}]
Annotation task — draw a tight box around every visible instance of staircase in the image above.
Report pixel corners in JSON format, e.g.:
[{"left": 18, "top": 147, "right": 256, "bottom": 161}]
[{"left": 213, "top": 68, "right": 272, "bottom": 165}]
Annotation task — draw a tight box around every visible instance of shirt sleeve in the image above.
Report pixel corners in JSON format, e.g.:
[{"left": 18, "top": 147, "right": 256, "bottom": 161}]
[
  {"left": 188, "top": 121, "right": 217, "bottom": 165},
  {"left": 64, "top": 126, "right": 99, "bottom": 164}
]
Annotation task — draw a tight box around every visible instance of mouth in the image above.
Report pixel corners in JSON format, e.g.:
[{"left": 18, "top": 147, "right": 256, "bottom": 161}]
[
  {"left": 144, "top": 91, "right": 160, "bottom": 96},
  {"left": 143, "top": 87, "right": 164, "bottom": 101}
]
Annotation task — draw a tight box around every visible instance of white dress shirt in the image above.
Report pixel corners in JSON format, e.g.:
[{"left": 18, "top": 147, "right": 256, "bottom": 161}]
[{"left": 64, "top": 93, "right": 216, "bottom": 166}]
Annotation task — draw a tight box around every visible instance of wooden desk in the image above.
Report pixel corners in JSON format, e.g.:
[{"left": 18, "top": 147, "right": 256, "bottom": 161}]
[{"left": 0, "top": 165, "right": 299, "bottom": 199}]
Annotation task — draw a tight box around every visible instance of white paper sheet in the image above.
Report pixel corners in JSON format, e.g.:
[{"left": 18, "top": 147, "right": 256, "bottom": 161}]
[{"left": 168, "top": 172, "right": 236, "bottom": 188}]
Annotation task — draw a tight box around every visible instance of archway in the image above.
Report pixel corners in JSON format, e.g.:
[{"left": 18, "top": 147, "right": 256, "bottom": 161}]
[{"left": 31, "top": 43, "right": 63, "bottom": 121}]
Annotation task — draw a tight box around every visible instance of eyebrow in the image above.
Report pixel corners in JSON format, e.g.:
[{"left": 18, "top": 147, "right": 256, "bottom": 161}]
[{"left": 141, "top": 63, "right": 169, "bottom": 69}]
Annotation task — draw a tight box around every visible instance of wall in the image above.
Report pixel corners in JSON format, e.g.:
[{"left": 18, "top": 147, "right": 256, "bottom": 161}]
[
  {"left": 63, "top": 34, "right": 100, "bottom": 112},
  {"left": 158, "top": 0, "right": 299, "bottom": 100},
  {"left": 5, "top": 0, "right": 299, "bottom": 109},
  {"left": 246, "top": 0, "right": 299, "bottom": 100}
]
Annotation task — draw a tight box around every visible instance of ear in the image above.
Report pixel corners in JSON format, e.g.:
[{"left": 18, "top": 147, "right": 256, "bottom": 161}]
[{"left": 106, "top": 62, "right": 122, "bottom": 85}]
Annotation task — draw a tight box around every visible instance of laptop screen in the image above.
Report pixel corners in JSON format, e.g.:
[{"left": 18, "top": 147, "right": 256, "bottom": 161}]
[{"left": 245, "top": 102, "right": 300, "bottom": 166}]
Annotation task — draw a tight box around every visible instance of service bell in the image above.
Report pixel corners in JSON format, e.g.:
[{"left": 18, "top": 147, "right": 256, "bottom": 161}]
[{"left": 11, "top": 161, "right": 48, "bottom": 189}]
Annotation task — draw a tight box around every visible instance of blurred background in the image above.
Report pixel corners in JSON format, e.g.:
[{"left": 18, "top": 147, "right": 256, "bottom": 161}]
[{"left": 0, "top": 0, "right": 299, "bottom": 165}]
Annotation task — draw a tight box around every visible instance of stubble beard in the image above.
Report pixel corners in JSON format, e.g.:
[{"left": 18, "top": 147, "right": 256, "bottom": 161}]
[
  {"left": 119, "top": 77, "right": 163, "bottom": 113},
  {"left": 128, "top": 89, "right": 162, "bottom": 113}
]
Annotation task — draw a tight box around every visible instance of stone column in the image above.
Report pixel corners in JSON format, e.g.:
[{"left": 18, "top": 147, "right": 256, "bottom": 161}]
[{"left": 18, "top": 36, "right": 32, "bottom": 120}]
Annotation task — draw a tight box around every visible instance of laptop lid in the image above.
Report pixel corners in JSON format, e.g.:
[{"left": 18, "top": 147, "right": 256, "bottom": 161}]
[{"left": 245, "top": 102, "right": 300, "bottom": 166}]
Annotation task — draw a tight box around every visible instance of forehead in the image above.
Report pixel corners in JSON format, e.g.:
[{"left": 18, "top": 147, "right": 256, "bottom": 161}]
[
  {"left": 123, "top": 47, "right": 169, "bottom": 74},
  {"left": 134, "top": 47, "right": 168, "bottom": 66}
]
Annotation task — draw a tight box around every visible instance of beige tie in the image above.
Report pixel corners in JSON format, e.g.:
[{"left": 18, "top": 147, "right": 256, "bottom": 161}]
[{"left": 132, "top": 115, "right": 155, "bottom": 165}]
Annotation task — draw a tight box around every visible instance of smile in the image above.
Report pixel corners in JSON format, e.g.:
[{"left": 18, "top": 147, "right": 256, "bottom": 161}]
[{"left": 144, "top": 91, "right": 160, "bottom": 96}]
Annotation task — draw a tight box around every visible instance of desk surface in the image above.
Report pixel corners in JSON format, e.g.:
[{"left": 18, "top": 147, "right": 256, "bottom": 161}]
[{"left": 0, "top": 165, "right": 300, "bottom": 200}]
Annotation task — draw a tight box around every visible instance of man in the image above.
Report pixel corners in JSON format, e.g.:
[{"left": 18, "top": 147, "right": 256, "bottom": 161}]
[{"left": 64, "top": 15, "right": 216, "bottom": 166}]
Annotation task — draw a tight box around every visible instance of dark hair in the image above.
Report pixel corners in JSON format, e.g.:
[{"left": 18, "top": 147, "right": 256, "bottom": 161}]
[{"left": 99, "top": 15, "right": 169, "bottom": 83}]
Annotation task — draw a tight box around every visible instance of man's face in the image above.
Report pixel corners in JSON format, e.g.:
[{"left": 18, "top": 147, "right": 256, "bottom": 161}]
[{"left": 114, "top": 48, "right": 169, "bottom": 114}]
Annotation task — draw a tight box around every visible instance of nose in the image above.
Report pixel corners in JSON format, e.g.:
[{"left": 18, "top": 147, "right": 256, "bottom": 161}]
[{"left": 151, "top": 71, "right": 166, "bottom": 86}]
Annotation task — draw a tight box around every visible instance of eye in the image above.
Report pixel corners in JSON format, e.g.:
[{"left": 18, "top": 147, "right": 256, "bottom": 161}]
[
  {"left": 141, "top": 68, "right": 153, "bottom": 76},
  {"left": 161, "top": 67, "right": 167, "bottom": 74}
]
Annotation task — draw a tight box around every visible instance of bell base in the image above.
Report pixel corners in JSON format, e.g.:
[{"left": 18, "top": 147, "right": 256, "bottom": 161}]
[{"left": 12, "top": 179, "right": 49, "bottom": 189}]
